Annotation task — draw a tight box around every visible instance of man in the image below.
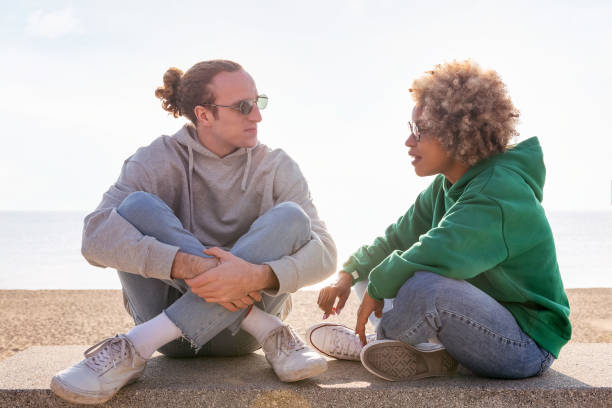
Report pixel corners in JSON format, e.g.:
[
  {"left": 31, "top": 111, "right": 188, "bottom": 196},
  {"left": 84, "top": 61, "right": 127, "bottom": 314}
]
[{"left": 51, "top": 59, "right": 336, "bottom": 404}]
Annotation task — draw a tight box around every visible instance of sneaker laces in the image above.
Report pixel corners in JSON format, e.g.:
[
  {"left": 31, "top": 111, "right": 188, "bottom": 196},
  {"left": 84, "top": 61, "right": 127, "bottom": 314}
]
[
  {"left": 329, "top": 328, "right": 375, "bottom": 358},
  {"left": 330, "top": 327, "right": 363, "bottom": 358},
  {"left": 84, "top": 335, "right": 135, "bottom": 373},
  {"left": 273, "top": 326, "right": 305, "bottom": 358}
]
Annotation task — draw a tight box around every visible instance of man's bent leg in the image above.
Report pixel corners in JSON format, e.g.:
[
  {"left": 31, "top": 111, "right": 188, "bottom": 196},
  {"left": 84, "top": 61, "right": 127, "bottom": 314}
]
[
  {"left": 164, "top": 201, "right": 312, "bottom": 356},
  {"left": 178, "top": 201, "right": 311, "bottom": 356},
  {"left": 226, "top": 201, "right": 328, "bottom": 381},
  {"left": 229, "top": 201, "right": 311, "bottom": 320},
  {"left": 118, "top": 195, "right": 309, "bottom": 356},
  {"left": 377, "top": 271, "right": 554, "bottom": 379},
  {"left": 117, "top": 191, "right": 250, "bottom": 353},
  {"left": 51, "top": 191, "right": 203, "bottom": 404}
]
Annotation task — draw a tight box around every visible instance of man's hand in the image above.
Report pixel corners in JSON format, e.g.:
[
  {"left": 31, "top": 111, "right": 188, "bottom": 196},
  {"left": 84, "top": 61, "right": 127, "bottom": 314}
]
[
  {"left": 171, "top": 251, "right": 218, "bottom": 280},
  {"left": 355, "top": 291, "right": 384, "bottom": 346},
  {"left": 317, "top": 271, "right": 352, "bottom": 319},
  {"left": 185, "top": 247, "right": 276, "bottom": 303},
  {"left": 217, "top": 294, "right": 261, "bottom": 312}
]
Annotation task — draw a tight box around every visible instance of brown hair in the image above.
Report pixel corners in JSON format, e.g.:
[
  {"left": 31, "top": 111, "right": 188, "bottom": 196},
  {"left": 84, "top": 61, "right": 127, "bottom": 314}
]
[
  {"left": 155, "top": 59, "right": 243, "bottom": 124},
  {"left": 410, "top": 60, "right": 520, "bottom": 166}
]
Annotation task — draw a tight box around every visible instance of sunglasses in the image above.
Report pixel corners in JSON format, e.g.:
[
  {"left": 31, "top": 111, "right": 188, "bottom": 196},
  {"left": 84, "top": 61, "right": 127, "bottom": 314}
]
[{"left": 203, "top": 94, "right": 268, "bottom": 115}]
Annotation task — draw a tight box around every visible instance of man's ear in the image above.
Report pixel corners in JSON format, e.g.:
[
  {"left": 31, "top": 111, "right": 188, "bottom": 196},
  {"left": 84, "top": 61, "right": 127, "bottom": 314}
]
[{"left": 194, "top": 106, "right": 214, "bottom": 127}]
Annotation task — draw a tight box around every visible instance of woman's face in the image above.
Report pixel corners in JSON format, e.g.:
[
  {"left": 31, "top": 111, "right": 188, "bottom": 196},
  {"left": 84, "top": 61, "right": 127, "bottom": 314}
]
[{"left": 405, "top": 106, "right": 468, "bottom": 183}]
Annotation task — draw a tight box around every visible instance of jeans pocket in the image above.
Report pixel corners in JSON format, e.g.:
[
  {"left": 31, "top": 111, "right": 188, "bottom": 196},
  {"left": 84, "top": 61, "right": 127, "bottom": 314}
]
[{"left": 537, "top": 351, "right": 555, "bottom": 376}]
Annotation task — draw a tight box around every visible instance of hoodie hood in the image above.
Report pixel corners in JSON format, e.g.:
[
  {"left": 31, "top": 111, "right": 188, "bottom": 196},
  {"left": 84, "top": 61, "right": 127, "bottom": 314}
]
[{"left": 446, "top": 137, "right": 546, "bottom": 203}]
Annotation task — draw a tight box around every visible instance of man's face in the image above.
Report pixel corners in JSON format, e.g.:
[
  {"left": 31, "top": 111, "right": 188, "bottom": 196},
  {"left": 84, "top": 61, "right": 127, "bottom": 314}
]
[{"left": 206, "top": 70, "right": 262, "bottom": 154}]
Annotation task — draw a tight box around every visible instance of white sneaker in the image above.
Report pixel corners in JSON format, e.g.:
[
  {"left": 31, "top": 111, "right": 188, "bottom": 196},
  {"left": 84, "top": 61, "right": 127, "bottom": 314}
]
[
  {"left": 306, "top": 322, "right": 375, "bottom": 361},
  {"left": 360, "top": 339, "right": 458, "bottom": 381},
  {"left": 262, "top": 324, "right": 328, "bottom": 382},
  {"left": 50, "top": 334, "right": 147, "bottom": 404}
]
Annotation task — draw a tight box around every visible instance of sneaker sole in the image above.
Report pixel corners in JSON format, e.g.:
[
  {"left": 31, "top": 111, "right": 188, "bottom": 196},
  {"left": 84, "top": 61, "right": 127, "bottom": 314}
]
[
  {"left": 306, "top": 323, "right": 361, "bottom": 361},
  {"left": 50, "top": 374, "right": 140, "bottom": 405},
  {"left": 276, "top": 359, "right": 328, "bottom": 382},
  {"left": 360, "top": 340, "right": 458, "bottom": 381}
]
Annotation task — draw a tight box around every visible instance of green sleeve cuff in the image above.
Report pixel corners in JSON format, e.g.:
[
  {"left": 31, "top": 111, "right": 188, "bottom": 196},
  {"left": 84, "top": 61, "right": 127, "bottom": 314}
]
[
  {"left": 367, "top": 281, "right": 383, "bottom": 301},
  {"left": 341, "top": 258, "right": 362, "bottom": 285}
]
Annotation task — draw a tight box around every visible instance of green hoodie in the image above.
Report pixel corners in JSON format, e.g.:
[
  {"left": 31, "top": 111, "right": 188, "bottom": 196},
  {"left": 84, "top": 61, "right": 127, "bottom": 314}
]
[{"left": 343, "top": 137, "right": 571, "bottom": 357}]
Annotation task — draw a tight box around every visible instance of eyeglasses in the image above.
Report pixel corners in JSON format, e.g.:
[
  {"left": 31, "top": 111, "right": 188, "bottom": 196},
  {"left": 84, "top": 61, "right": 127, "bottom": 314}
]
[
  {"left": 408, "top": 121, "right": 423, "bottom": 142},
  {"left": 202, "top": 94, "right": 268, "bottom": 115}
]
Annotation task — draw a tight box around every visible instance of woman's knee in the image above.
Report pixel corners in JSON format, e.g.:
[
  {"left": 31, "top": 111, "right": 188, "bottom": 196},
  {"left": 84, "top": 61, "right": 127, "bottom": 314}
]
[{"left": 379, "top": 273, "right": 465, "bottom": 342}]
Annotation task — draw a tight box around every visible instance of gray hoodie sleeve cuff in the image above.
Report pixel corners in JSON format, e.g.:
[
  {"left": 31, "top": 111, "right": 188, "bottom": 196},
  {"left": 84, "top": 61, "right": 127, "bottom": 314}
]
[
  {"left": 262, "top": 258, "right": 299, "bottom": 296},
  {"left": 142, "top": 239, "right": 180, "bottom": 280}
]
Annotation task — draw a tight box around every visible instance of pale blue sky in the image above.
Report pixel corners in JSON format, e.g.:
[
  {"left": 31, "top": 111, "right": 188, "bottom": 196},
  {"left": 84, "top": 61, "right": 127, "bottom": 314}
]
[{"left": 1, "top": 1, "right": 611, "bottom": 253}]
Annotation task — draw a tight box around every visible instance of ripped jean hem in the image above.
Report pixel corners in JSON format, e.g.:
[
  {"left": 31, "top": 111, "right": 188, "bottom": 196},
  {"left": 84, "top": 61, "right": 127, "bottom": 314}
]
[{"left": 163, "top": 308, "right": 248, "bottom": 352}]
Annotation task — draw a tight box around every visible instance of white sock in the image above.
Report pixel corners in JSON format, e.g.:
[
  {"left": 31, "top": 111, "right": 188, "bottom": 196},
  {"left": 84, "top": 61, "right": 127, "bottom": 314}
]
[
  {"left": 125, "top": 312, "right": 182, "bottom": 359},
  {"left": 239, "top": 305, "right": 283, "bottom": 344}
]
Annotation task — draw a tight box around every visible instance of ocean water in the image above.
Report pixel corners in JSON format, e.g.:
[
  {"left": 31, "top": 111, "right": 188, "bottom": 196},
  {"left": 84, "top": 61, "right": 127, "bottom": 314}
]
[{"left": 0, "top": 210, "right": 610, "bottom": 289}]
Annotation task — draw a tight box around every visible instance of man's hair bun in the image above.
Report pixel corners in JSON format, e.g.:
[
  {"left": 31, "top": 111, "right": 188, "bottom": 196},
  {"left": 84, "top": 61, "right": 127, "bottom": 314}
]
[{"left": 155, "top": 67, "right": 184, "bottom": 118}]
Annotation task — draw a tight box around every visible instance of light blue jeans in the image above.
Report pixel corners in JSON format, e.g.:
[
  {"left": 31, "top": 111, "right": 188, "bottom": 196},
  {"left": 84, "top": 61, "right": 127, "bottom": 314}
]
[
  {"left": 116, "top": 191, "right": 310, "bottom": 357},
  {"left": 358, "top": 272, "right": 555, "bottom": 379}
]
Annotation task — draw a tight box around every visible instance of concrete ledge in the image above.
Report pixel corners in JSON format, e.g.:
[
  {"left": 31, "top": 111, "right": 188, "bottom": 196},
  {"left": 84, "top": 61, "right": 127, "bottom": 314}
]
[{"left": 0, "top": 343, "right": 610, "bottom": 407}]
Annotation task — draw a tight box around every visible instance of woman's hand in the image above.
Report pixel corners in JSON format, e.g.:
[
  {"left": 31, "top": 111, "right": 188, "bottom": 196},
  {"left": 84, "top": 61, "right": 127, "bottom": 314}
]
[
  {"left": 355, "top": 291, "right": 384, "bottom": 346},
  {"left": 317, "top": 271, "right": 353, "bottom": 319}
]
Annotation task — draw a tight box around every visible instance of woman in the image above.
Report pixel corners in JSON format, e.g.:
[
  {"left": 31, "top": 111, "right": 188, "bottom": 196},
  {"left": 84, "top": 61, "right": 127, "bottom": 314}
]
[{"left": 307, "top": 60, "right": 571, "bottom": 381}]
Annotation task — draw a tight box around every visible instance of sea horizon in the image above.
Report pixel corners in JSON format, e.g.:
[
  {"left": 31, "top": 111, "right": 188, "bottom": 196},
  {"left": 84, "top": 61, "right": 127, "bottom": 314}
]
[{"left": 1, "top": 209, "right": 611, "bottom": 290}]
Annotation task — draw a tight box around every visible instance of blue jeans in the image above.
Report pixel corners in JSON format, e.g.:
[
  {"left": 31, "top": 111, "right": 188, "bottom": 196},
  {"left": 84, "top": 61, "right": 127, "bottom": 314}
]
[
  {"left": 116, "top": 192, "right": 310, "bottom": 357},
  {"left": 375, "top": 272, "right": 555, "bottom": 379}
]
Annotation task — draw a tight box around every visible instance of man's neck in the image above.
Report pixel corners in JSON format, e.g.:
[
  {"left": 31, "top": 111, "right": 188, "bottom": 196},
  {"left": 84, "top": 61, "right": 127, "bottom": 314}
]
[{"left": 195, "top": 128, "right": 237, "bottom": 158}]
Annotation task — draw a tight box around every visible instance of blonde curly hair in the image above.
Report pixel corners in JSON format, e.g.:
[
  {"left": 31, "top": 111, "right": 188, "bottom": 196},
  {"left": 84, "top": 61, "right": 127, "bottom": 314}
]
[{"left": 409, "top": 60, "right": 520, "bottom": 166}]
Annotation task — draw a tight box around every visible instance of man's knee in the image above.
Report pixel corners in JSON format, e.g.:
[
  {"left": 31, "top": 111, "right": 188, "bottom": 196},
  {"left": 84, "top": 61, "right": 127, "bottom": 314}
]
[
  {"left": 117, "top": 191, "right": 161, "bottom": 223},
  {"left": 270, "top": 201, "right": 311, "bottom": 238}
]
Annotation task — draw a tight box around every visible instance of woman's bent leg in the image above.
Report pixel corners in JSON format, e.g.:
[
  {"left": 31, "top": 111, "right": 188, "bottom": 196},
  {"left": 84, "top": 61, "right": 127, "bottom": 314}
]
[{"left": 378, "top": 271, "right": 554, "bottom": 379}]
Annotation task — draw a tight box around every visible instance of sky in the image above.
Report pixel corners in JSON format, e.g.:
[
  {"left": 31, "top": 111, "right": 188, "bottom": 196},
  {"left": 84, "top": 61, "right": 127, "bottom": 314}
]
[{"left": 1, "top": 1, "right": 611, "bottom": 261}]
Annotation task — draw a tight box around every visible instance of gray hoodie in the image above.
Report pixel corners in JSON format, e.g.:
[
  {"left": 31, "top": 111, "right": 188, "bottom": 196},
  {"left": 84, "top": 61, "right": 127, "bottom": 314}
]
[{"left": 81, "top": 124, "right": 337, "bottom": 294}]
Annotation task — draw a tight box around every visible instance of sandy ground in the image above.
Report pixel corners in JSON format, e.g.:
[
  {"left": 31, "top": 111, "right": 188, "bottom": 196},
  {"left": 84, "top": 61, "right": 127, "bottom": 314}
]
[{"left": 0, "top": 288, "right": 610, "bottom": 362}]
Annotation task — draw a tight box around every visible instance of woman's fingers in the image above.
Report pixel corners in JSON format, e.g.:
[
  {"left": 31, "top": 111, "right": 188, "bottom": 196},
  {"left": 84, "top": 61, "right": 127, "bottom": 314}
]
[
  {"left": 355, "top": 307, "right": 369, "bottom": 346},
  {"left": 317, "top": 287, "right": 336, "bottom": 315},
  {"left": 374, "top": 301, "right": 384, "bottom": 318},
  {"left": 334, "top": 287, "right": 351, "bottom": 315}
]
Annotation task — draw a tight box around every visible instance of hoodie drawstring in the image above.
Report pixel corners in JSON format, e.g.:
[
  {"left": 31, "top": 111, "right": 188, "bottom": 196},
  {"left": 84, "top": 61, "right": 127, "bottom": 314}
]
[
  {"left": 241, "top": 148, "right": 252, "bottom": 192},
  {"left": 187, "top": 145, "right": 195, "bottom": 230}
]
